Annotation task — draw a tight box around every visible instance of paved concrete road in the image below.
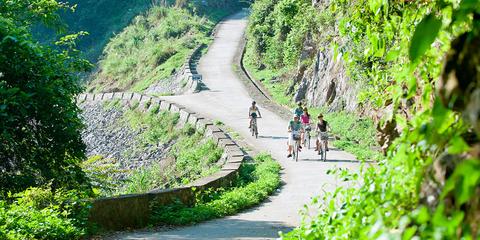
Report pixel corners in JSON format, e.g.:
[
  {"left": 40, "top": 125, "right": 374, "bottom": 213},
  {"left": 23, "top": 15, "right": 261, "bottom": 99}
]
[{"left": 117, "top": 11, "right": 358, "bottom": 240}]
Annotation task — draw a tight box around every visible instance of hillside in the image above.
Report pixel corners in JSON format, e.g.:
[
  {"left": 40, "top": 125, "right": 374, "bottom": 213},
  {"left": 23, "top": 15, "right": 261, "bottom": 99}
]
[
  {"left": 87, "top": 1, "right": 243, "bottom": 93},
  {"left": 34, "top": 0, "right": 154, "bottom": 62},
  {"left": 244, "top": 0, "right": 480, "bottom": 239}
]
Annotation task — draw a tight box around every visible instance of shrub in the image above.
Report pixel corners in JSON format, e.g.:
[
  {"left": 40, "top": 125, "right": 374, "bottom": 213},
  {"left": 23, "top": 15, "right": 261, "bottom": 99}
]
[
  {"left": 0, "top": 187, "right": 91, "bottom": 240},
  {"left": 0, "top": 0, "right": 92, "bottom": 193}
]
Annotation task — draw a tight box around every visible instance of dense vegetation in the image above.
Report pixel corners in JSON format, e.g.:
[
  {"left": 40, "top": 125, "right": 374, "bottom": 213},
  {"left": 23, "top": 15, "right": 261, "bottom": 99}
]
[
  {"left": 0, "top": 0, "right": 91, "bottom": 194},
  {"left": 88, "top": 1, "right": 243, "bottom": 92},
  {"left": 150, "top": 153, "right": 281, "bottom": 225},
  {"left": 246, "top": 0, "right": 479, "bottom": 238},
  {"left": 0, "top": 1, "right": 245, "bottom": 238},
  {"left": 0, "top": 187, "right": 91, "bottom": 240}
]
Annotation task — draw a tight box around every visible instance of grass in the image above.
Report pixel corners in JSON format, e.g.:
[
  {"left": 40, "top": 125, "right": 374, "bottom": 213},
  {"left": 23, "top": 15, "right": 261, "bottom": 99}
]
[
  {"left": 117, "top": 109, "right": 223, "bottom": 194},
  {"left": 89, "top": 5, "right": 242, "bottom": 93},
  {"left": 149, "top": 153, "right": 281, "bottom": 225},
  {"left": 309, "top": 109, "right": 382, "bottom": 161},
  {"left": 243, "top": 42, "right": 295, "bottom": 107}
]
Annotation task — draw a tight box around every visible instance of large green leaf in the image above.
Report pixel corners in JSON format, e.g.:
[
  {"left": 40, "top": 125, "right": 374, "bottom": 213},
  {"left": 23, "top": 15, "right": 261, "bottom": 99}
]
[{"left": 409, "top": 14, "right": 442, "bottom": 62}]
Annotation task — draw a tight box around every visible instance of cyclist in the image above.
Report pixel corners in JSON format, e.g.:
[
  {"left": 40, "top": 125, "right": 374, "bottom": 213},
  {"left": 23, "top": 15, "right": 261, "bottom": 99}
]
[
  {"left": 315, "top": 114, "right": 330, "bottom": 152},
  {"left": 293, "top": 102, "right": 303, "bottom": 118},
  {"left": 248, "top": 101, "right": 262, "bottom": 129},
  {"left": 301, "top": 107, "right": 311, "bottom": 145},
  {"left": 287, "top": 115, "right": 304, "bottom": 158}
]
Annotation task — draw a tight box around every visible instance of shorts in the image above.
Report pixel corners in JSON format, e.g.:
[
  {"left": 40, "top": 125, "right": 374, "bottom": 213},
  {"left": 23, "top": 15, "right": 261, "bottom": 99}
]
[
  {"left": 250, "top": 112, "right": 258, "bottom": 118},
  {"left": 288, "top": 131, "right": 301, "bottom": 146},
  {"left": 318, "top": 131, "right": 329, "bottom": 141}
]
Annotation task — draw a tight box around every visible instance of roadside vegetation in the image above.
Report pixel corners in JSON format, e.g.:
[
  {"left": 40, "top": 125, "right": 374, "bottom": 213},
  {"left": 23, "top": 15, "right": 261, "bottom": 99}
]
[
  {"left": 150, "top": 153, "right": 281, "bottom": 225},
  {"left": 247, "top": 0, "right": 480, "bottom": 239}
]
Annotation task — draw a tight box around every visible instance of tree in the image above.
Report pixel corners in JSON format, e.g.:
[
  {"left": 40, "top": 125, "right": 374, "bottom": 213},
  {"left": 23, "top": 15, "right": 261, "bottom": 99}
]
[{"left": 0, "top": 0, "right": 92, "bottom": 193}]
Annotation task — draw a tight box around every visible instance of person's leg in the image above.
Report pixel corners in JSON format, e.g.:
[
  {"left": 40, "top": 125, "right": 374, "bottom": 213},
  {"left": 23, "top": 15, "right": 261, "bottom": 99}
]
[
  {"left": 249, "top": 117, "right": 252, "bottom": 128},
  {"left": 326, "top": 139, "right": 329, "bottom": 151}
]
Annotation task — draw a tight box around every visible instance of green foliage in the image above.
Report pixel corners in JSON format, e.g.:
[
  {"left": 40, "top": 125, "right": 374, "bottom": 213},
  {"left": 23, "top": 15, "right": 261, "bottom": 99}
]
[
  {"left": 150, "top": 153, "right": 281, "bottom": 225},
  {"left": 0, "top": 0, "right": 92, "bottom": 193},
  {"left": 81, "top": 155, "right": 125, "bottom": 196},
  {"left": 279, "top": 0, "right": 480, "bottom": 239},
  {"left": 247, "top": 0, "right": 316, "bottom": 68},
  {"left": 0, "top": 187, "right": 91, "bottom": 240}
]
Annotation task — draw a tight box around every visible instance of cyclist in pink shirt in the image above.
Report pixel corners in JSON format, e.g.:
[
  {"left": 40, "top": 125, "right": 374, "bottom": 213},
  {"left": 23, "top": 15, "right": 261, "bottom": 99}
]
[
  {"left": 300, "top": 108, "right": 311, "bottom": 145},
  {"left": 300, "top": 108, "right": 310, "bottom": 125}
]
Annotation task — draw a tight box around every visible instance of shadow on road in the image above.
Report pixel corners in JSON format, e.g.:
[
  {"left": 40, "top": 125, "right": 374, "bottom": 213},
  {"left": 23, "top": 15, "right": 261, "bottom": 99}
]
[
  {"left": 119, "top": 219, "right": 294, "bottom": 240},
  {"left": 258, "top": 135, "right": 288, "bottom": 140},
  {"left": 300, "top": 158, "right": 365, "bottom": 163}
]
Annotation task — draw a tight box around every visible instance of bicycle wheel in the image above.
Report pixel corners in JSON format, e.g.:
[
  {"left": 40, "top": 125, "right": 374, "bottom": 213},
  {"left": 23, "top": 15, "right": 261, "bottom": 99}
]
[
  {"left": 323, "top": 141, "right": 327, "bottom": 161},
  {"left": 295, "top": 141, "right": 299, "bottom": 162},
  {"left": 307, "top": 132, "right": 311, "bottom": 149}
]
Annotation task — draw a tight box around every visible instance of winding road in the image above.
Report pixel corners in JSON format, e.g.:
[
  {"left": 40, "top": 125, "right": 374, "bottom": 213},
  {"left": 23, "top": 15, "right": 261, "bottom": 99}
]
[{"left": 118, "top": 11, "right": 358, "bottom": 239}]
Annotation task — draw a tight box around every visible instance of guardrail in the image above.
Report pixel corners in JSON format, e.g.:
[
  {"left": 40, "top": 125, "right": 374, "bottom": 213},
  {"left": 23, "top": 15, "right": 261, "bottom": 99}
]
[{"left": 78, "top": 92, "right": 246, "bottom": 230}]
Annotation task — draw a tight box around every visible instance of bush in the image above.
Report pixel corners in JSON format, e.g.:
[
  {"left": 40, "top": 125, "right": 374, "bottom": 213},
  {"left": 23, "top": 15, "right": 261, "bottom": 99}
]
[
  {"left": 0, "top": 0, "right": 92, "bottom": 193},
  {"left": 0, "top": 187, "right": 91, "bottom": 240}
]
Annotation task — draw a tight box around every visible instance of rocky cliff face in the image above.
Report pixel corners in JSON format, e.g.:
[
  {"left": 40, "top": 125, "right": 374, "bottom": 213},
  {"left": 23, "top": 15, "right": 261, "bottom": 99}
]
[
  {"left": 292, "top": 45, "right": 358, "bottom": 112},
  {"left": 288, "top": 1, "right": 359, "bottom": 112}
]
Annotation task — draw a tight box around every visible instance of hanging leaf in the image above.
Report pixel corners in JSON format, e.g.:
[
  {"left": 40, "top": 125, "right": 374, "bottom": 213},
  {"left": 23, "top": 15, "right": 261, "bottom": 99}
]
[{"left": 409, "top": 14, "right": 442, "bottom": 62}]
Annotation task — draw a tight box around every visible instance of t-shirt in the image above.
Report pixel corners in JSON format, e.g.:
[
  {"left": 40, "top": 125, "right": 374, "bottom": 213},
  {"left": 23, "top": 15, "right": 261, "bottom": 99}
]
[
  {"left": 301, "top": 114, "right": 310, "bottom": 124},
  {"left": 293, "top": 107, "right": 303, "bottom": 117},
  {"left": 249, "top": 106, "right": 259, "bottom": 118},
  {"left": 317, "top": 120, "right": 328, "bottom": 132},
  {"left": 289, "top": 120, "right": 303, "bottom": 132}
]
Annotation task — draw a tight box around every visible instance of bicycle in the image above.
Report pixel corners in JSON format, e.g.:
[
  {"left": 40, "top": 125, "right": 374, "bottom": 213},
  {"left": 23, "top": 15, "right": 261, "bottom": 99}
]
[
  {"left": 250, "top": 117, "right": 260, "bottom": 138},
  {"left": 303, "top": 124, "right": 312, "bottom": 149},
  {"left": 292, "top": 131, "right": 301, "bottom": 162},
  {"left": 317, "top": 131, "right": 328, "bottom": 161}
]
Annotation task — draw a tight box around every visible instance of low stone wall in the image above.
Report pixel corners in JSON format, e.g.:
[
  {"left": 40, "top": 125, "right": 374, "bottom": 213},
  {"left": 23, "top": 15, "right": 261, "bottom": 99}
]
[
  {"left": 182, "top": 44, "right": 204, "bottom": 93},
  {"left": 78, "top": 92, "right": 247, "bottom": 230}
]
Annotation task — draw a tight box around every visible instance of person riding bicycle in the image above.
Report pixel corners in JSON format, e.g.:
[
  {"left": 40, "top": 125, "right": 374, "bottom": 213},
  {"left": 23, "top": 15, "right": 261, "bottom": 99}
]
[
  {"left": 293, "top": 102, "right": 303, "bottom": 118},
  {"left": 248, "top": 101, "right": 262, "bottom": 129},
  {"left": 300, "top": 108, "right": 311, "bottom": 145},
  {"left": 287, "top": 115, "right": 304, "bottom": 158},
  {"left": 315, "top": 114, "right": 330, "bottom": 151}
]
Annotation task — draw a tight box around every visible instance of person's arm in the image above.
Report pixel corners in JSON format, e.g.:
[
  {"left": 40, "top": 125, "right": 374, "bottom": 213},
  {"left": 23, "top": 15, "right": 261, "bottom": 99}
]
[{"left": 257, "top": 108, "right": 262, "bottom": 118}]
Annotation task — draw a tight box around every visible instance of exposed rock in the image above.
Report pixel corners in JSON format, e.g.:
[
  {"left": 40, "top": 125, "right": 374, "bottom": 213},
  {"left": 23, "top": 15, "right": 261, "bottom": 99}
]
[
  {"left": 79, "top": 101, "right": 173, "bottom": 180},
  {"left": 299, "top": 47, "right": 358, "bottom": 112}
]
